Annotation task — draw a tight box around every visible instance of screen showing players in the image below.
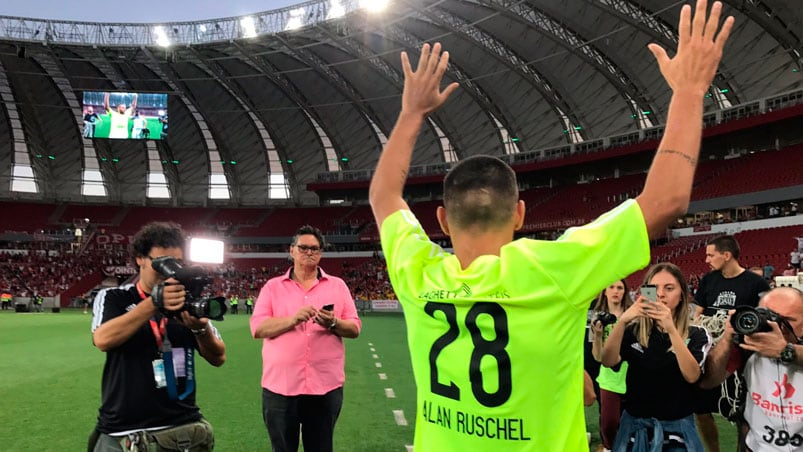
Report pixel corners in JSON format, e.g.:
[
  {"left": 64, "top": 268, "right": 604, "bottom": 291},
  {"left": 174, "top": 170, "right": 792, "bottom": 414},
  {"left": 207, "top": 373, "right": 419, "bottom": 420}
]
[{"left": 81, "top": 91, "right": 168, "bottom": 140}]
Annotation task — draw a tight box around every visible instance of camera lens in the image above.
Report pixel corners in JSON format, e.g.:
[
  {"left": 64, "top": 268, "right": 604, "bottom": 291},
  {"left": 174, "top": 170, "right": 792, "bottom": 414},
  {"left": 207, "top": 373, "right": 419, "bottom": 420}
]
[
  {"left": 734, "top": 311, "right": 759, "bottom": 334},
  {"left": 207, "top": 299, "right": 224, "bottom": 319}
]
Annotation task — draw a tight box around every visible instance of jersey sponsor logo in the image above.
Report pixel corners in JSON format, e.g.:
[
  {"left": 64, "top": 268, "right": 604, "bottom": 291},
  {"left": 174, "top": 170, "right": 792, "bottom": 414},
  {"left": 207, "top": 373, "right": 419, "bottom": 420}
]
[
  {"left": 751, "top": 373, "right": 803, "bottom": 419},
  {"left": 630, "top": 342, "right": 644, "bottom": 353},
  {"left": 418, "top": 284, "right": 510, "bottom": 301},
  {"left": 773, "top": 374, "right": 796, "bottom": 399},
  {"left": 712, "top": 291, "right": 737, "bottom": 308},
  {"left": 419, "top": 283, "right": 472, "bottom": 301},
  {"left": 421, "top": 399, "right": 532, "bottom": 441}
]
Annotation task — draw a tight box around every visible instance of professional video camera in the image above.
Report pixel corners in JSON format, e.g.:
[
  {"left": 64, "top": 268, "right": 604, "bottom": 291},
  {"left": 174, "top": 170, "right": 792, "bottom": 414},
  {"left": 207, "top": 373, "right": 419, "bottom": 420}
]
[
  {"left": 150, "top": 256, "right": 226, "bottom": 320},
  {"left": 730, "top": 305, "right": 783, "bottom": 343},
  {"left": 593, "top": 311, "right": 618, "bottom": 327}
]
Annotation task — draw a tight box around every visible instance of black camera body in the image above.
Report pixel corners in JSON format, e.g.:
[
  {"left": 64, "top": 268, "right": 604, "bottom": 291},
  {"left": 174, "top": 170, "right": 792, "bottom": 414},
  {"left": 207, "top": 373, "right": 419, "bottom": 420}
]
[
  {"left": 151, "top": 256, "right": 226, "bottom": 320},
  {"left": 730, "top": 305, "right": 781, "bottom": 343},
  {"left": 593, "top": 311, "right": 618, "bottom": 327}
]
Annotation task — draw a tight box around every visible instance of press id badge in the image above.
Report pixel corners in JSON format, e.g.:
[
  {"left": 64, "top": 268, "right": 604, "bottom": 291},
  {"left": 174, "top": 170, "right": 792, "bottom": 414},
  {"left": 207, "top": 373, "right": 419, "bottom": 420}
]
[{"left": 152, "top": 359, "right": 167, "bottom": 388}]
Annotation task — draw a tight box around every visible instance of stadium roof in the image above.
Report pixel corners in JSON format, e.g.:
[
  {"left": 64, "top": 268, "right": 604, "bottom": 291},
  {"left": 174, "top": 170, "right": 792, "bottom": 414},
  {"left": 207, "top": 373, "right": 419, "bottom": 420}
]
[{"left": 0, "top": 0, "right": 800, "bottom": 206}]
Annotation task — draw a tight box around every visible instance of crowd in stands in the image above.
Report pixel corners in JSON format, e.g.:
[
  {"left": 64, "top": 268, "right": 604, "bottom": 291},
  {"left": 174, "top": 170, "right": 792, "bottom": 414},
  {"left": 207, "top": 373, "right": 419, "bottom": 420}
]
[
  {"left": 0, "top": 242, "right": 110, "bottom": 298},
  {"left": 204, "top": 256, "right": 397, "bottom": 302}
]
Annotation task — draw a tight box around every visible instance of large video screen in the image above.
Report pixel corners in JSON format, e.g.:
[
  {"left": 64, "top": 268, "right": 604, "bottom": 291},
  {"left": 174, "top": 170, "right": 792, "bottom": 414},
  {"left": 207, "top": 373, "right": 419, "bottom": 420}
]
[{"left": 81, "top": 91, "right": 168, "bottom": 140}]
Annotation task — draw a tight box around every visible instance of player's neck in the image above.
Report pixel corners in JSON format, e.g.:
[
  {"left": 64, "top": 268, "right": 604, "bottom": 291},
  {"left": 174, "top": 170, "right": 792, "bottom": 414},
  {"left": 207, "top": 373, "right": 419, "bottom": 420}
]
[
  {"left": 721, "top": 262, "right": 744, "bottom": 279},
  {"left": 450, "top": 230, "right": 514, "bottom": 271}
]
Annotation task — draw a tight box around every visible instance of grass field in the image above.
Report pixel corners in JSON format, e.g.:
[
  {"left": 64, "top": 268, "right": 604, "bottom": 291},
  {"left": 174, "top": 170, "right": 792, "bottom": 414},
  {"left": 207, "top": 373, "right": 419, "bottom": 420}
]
[{"left": 0, "top": 310, "right": 736, "bottom": 451}]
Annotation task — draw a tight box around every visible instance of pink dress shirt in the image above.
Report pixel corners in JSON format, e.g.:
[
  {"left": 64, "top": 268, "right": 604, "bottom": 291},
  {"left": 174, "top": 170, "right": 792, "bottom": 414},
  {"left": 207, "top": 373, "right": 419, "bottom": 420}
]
[{"left": 250, "top": 267, "right": 361, "bottom": 396}]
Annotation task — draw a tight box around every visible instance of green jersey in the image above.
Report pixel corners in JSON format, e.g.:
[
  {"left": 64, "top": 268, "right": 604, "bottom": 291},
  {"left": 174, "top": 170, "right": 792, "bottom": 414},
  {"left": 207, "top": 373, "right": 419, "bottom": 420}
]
[
  {"left": 107, "top": 109, "right": 131, "bottom": 139},
  {"left": 380, "top": 200, "right": 649, "bottom": 451},
  {"left": 597, "top": 323, "right": 628, "bottom": 394}
]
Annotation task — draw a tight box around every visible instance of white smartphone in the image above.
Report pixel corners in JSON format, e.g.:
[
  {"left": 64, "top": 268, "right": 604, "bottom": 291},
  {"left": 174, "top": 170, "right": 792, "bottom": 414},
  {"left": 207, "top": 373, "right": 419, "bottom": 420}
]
[{"left": 640, "top": 285, "right": 657, "bottom": 302}]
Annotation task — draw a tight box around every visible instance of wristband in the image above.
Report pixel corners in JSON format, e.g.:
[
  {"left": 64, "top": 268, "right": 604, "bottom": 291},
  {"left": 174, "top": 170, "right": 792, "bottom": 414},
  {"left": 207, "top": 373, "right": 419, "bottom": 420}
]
[
  {"left": 151, "top": 283, "right": 165, "bottom": 309},
  {"left": 328, "top": 317, "right": 338, "bottom": 330}
]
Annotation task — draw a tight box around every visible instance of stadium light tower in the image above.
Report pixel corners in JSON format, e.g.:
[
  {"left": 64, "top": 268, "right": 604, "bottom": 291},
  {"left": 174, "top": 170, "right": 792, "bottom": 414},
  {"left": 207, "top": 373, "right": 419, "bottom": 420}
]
[
  {"left": 241, "top": 17, "right": 257, "bottom": 38},
  {"left": 360, "top": 0, "right": 390, "bottom": 12},
  {"left": 153, "top": 26, "right": 170, "bottom": 47},
  {"left": 285, "top": 8, "right": 305, "bottom": 30},
  {"left": 328, "top": 0, "right": 346, "bottom": 19}
]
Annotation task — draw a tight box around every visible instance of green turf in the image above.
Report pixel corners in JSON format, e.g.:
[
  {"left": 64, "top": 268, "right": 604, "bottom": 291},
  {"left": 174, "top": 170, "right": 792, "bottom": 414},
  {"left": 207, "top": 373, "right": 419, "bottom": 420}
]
[{"left": 0, "top": 310, "right": 736, "bottom": 451}]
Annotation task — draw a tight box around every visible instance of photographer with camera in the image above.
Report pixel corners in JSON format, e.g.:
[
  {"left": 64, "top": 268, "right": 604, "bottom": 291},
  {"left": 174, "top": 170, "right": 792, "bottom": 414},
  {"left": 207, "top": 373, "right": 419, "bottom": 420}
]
[
  {"left": 601, "top": 263, "right": 713, "bottom": 451},
  {"left": 590, "top": 279, "right": 634, "bottom": 451},
  {"left": 90, "top": 222, "right": 225, "bottom": 452},
  {"left": 693, "top": 235, "right": 769, "bottom": 451},
  {"left": 250, "top": 225, "right": 361, "bottom": 452},
  {"left": 701, "top": 287, "right": 803, "bottom": 452}
]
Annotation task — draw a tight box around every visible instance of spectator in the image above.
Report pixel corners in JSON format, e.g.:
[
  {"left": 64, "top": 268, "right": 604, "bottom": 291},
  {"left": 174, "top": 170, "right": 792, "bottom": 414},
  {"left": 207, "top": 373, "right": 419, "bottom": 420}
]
[
  {"left": 250, "top": 225, "right": 361, "bottom": 452},
  {"left": 693, "top": 235, "right": 769, "bottom": 451},
  {"left": 762, "top": 261, "right": 775, "bottom": 280},
  {"left": 590, "top": 279, "right": 634, "bottom": 451},
  {"left": 601, "top": 263, "right": 712, "bottom": 451},
  {"left": 701, "top": 287, "right": 803, "bottom": 451}
]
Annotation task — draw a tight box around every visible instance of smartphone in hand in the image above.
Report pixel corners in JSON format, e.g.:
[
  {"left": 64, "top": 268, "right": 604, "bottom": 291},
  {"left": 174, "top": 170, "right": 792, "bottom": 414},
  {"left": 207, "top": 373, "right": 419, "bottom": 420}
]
[
  {"left": 640, "top": 285, "right": 657, "bottom": 303},
  {"left": 322, "top": 304, "right": 334, "bottom": 311}
]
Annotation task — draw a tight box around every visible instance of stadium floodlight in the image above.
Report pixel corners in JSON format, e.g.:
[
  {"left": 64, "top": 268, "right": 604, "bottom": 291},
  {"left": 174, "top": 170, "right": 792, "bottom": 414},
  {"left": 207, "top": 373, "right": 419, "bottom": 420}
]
[
  {"left": 360, "top": 0, "right": 390, "bottom": 12},
  {"left": 199, "top": 24, "right": 207, "bottom": 33},
  {"left": 285, "top": 8, "right": 305, "bottom": 30},
  {"left": 189, "top": 238, "right": 225, "bottom": 264},
  {"left": 154, "top": 26, "right": 170, "bottom": 47},
  {"left": 241, "top": 17, "right": 257, "bottom": 38},
  {"left": 328, "top": 0, "right": 346, "bottom": 19}
]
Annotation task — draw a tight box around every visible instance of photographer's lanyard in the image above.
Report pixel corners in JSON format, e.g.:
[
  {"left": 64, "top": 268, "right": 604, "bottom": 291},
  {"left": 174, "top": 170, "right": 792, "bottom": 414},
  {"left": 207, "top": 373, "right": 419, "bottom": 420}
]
[
  {"left": 138, "top": 282, "right": 196, "bottom": 400},
  {"left": 148, "top": 318, "right": 195, "bottom": 400}
]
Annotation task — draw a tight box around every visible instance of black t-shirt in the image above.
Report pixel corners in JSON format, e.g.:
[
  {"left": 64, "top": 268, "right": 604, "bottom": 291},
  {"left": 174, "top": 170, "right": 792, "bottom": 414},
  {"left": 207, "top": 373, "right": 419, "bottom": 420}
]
[
  {"left": 620, "top": 325, "right": 711, "bottom": 420},
  {"left": 695, "top": 270, "right": 769, "bottom": 317},
  {"left": 93, "top": 285, "right": 202, "bottom": 433},
  {"left": 84, "top": 113, "right": 99, "bottom": 123}
]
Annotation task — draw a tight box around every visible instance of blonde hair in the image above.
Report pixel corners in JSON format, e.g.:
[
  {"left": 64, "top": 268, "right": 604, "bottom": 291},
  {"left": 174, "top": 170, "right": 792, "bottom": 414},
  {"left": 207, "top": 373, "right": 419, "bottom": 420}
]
[{"left": 632, "top": 263, "right": 691, "bottom": 348}]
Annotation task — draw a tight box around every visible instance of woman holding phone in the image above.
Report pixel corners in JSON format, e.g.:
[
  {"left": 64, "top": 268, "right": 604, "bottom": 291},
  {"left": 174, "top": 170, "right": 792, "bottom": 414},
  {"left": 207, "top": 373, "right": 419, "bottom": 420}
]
[
  {"left": 590, "top": 280, "right": 634, "bottom": 451},
  {"left": 601, "top": 263, "right": 712, "bottom": 451}
]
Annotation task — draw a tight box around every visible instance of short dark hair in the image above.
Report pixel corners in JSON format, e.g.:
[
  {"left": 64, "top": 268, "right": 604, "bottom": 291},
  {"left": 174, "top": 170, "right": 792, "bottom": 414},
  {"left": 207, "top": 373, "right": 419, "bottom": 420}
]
[
  {"left": 129, "top": 222, "right": 185, "bottom": 265},
  {"left": 707, "top": 235, "right": 740, "bottom": 260},
  {"left": 443, "top": 155, "right": 518, "bottom": 230},
  {"left": 291, "top": 225, "right": 326, "bottom": 248}
]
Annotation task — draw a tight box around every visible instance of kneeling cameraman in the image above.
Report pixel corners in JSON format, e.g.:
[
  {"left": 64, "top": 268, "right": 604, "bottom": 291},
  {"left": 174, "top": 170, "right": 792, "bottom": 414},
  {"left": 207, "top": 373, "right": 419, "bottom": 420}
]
[
  {"left": 90, "top": 222, "right": 226, "bottom": 451},
  {"left": 701, "top": 287, "right": 803, "bottom": 452}
]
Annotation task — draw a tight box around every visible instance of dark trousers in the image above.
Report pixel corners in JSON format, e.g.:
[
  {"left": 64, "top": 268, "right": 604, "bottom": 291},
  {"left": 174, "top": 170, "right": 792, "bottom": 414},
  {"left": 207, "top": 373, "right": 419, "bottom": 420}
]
[
  {"left": 262, "top": 387, "right": 343, "bottom": 452},
  {"left": 599, "top": 389, "right": 623, "bottom": 449}
]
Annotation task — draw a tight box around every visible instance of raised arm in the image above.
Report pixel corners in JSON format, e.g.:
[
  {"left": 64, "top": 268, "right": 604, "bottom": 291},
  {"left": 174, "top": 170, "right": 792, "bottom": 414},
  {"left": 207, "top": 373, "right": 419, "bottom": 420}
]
[
  {"left": 103, "top": 92, "right": 110, "bottom": 113},
  {"left": 635, "top": 0, "right": 734, "bottom": 238},
  {"left": 129, "top": 93, "right": 138, "bottom": 114},
  {"left": 369, "top": 43, "right": 459, "bottom": 228}
]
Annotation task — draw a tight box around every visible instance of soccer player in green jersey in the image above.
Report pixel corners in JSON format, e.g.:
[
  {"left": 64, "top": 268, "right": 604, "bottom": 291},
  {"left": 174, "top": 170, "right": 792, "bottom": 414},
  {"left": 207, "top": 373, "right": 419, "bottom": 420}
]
[{"left": 368, "top": 1, "right": 733, "bottom": 450}]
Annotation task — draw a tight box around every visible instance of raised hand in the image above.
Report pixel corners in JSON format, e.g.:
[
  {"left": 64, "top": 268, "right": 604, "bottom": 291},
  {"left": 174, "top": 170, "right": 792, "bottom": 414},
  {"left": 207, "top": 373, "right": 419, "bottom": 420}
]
[
  {"left": 400, "top": 42, "right": 460, "bottom": 117},
  {"left": 648, "top": 0, "right": 734, "bottom": 96}
]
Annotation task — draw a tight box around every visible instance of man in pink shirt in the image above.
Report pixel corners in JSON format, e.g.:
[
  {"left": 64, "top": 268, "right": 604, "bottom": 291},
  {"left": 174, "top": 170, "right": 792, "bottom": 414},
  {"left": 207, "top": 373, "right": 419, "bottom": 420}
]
[{"left": 250, "top": 225, "right": 361, "bottom": 452}]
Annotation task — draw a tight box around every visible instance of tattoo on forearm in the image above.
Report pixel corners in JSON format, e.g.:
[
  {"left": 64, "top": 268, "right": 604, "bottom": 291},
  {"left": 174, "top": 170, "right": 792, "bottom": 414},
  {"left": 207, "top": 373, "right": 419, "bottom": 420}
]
[{"left": 658, "top": 149, "right": 698, "bottom": 166}]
